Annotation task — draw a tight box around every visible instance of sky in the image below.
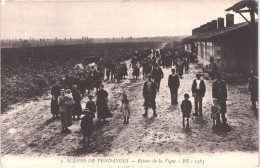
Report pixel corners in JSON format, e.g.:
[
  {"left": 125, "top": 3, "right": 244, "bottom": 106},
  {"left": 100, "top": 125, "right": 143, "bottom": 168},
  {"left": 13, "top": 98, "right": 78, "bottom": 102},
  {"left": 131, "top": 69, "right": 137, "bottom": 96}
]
[{"left": 0, "top": 0, "right": 253, "bottom": 39}]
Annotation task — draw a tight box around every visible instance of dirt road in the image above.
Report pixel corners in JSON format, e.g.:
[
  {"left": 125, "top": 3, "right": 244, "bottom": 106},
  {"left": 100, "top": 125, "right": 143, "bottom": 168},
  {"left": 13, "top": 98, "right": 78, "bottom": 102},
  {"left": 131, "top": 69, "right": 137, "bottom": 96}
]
[{"left": 1, "top": 45, "right": 258, "bottom": 158}]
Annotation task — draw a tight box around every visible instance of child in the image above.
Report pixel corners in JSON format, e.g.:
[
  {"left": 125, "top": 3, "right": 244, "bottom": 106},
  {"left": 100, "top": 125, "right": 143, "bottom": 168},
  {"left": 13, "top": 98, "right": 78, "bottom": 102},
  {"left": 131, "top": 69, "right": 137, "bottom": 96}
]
[
  {"left": 181, "top": 93, "right": 192, "bottom": 129},
  {"left": 211, "top": 99, "right": 221, "bottom": 128},
  {"left": 81, "top": 108, "right": 94, "bottom": 146},
  {"left": 121, "top": 93, "right": 130, "bottom": 124},
  {"left": 85, "top": 95, "right": 96, "bottom": 119}
]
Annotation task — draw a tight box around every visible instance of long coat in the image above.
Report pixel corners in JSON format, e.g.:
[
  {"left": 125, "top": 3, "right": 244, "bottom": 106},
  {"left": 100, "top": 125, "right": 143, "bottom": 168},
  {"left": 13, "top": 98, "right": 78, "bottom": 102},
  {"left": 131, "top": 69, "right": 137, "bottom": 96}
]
[
  {"left": 168, "top": 74, "right": 180, "bottom": 90},
  {"left": 72, "top": 89, "right": 82, "bottom": 116},
  {"left": 192, "top": 79, "right": 206, "bottom": 97},
  {"left": 212, "top": 80, "right": 227, "bottom": 113},
  {"left": 151, "top": 67, "right": 164, "bottom": 80},
  {"left": 212, "top": 80, "right": 227, "bottom": 100},
  {"left": 96, "top": 90, "right": 112, "bottom": 119},
  {"left": 143, "top": 81, "right": 157, "bottom": 108},
  {"left": 81, "top": 115, "right": 93, "bottom": 136}
]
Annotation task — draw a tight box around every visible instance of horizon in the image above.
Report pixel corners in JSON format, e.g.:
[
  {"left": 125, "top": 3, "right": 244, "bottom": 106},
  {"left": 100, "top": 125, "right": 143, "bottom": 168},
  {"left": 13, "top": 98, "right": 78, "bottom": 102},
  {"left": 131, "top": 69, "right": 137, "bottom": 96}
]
[{"left": 1, "top": 1, "right": 252, "bottom": 39}]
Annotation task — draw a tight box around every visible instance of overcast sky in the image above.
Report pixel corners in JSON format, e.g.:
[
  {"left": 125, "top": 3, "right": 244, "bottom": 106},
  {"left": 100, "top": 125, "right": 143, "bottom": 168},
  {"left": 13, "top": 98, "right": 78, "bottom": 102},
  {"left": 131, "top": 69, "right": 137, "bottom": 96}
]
[{"left": 1, "top": 0, "right": 252, "bottom": 39}]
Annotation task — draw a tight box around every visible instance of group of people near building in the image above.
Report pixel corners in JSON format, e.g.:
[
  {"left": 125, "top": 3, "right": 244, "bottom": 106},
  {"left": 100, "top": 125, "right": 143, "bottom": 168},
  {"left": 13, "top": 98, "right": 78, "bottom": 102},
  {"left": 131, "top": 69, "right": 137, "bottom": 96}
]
[{"left": 50, "top": 46, "right": 258, "bottom": 146}]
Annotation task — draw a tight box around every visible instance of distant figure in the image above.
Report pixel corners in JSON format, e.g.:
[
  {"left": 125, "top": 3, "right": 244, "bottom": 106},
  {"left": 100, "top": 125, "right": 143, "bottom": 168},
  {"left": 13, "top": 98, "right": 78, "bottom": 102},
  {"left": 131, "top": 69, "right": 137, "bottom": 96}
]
[
  {"left": 121, "top": 93, "right": 130, "bottom": 124},
  {"left": 78, "top": 74, "right": 87, "bottom": 97},
  {"left": 151, "top": 63, "right": 164, "bottom": 91},
  {"left": 72, "top": 85, "right": 82, "bottom": 120},
  {"left": 81, "top": 108, "right": 94, "bottom": 146},
  {"left": 192, "top": 73, "right": 206, "bottom": 117},
  {"left": 208, "top": 58, "right": 218, "bottom": 80},
  {"left": 60, "top": 73, "right": 68, "bottom": 89},
  {"left": 211, "top": 99, "right": 221, "bottom": 128},
  {"left": 248, "top": 72, "right": 258, "bottom": 110},
  {"left": 85, "top": 95, "right": 96, "bottom": 118},
  {"left": 51, "top": 80, "right": 62, "bottom": 119},
  {"left": 122, "top": 63, "right": 128, "bottom": 79},
  {"left": 143, "top": 74, "right": 157, "bottom": 117},
  {"left": 181, "top": 93, "right": 192, "bottom": 129},
  {"left": 212, "top": 73, "right": 227, "bottom": 124},
  {"left": 96, "top": 84, "right": 112, "bottom": 121},
  {"left": 132, "top": 66, "right": 140, "bottom": 80},
  {"left": 168, "top": 68, "right": 180, "bottom": 105},
  {"left": 176, "top": 58, "right": 184, "bottom": 77},
  {"left": 89, "top": 66, "right": 97, "bottom": 91}
]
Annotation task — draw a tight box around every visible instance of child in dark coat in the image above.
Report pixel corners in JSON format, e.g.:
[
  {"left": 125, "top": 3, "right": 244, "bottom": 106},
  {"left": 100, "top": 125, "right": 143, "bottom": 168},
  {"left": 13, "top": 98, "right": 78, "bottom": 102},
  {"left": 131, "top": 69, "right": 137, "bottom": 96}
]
[
  {"left": 81, "top": 109, "right": 94, "bottom": 146},
  {"left": 85, "top": 95, "right": 96, "bottom": 119},
  {"left": 181, "top": 93, "right": 192, "bottom": 129}
]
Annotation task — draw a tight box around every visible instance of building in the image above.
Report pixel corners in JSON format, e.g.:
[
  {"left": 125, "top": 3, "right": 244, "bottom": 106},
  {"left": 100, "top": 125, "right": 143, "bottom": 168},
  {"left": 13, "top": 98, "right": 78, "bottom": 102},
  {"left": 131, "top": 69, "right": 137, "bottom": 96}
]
[{"left": 183, "top": 13, "right": 258, "bottom": 77}]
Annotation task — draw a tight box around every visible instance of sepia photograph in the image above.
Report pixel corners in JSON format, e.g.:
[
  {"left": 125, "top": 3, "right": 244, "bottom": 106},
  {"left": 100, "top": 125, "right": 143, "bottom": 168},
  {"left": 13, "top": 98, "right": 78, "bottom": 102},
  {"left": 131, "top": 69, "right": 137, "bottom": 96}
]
[{"left": 1, "top": 0, "right": 259, "bottom": 167}]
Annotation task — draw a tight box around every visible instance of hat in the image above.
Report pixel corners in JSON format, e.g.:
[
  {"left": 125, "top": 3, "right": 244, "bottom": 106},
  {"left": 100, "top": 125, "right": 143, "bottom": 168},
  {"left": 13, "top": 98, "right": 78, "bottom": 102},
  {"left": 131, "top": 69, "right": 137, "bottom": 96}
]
[
  {"left": 99, "top": 84, "right": 104, "bottom": 87},
  {"left": 147, "top": 74, "right": 152, "bottom": 77}
]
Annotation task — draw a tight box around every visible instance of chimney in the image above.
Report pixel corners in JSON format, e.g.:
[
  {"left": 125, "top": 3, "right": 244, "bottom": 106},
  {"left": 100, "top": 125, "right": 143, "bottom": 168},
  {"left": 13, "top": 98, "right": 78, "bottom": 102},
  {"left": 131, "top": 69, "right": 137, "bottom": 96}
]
[
  {"left": 217, "top": 17, "right": 224, "bottom": 29},
  {"left": 226, "top": 13, "right": 234, "bottom": 27},
  {"left": 211, "top": 20, "right": 217, "bottom": 30}
]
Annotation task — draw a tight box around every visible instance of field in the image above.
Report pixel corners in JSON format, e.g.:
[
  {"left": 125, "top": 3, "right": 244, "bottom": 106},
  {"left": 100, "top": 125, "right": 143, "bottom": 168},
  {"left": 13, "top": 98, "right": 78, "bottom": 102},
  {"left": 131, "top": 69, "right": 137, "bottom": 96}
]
[{"left": 1, "top": 42, "right": 160, "bottom": 112}]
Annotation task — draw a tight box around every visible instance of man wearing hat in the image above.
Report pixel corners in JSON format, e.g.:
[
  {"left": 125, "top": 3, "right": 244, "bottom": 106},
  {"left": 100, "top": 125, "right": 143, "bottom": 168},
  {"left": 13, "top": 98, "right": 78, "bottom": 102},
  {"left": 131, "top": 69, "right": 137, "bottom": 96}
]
[
  {"left": 143, "top": 74, "right": 157, "bottom": 117},
  {"left": 192, "top": 73, "right": 206, "bottom": 117},
  {"left": 151, "top": 63, "right": 164, "bottom": 91},
  {"left": 212, "top": 73, "right": 227, "bottom": 123}
]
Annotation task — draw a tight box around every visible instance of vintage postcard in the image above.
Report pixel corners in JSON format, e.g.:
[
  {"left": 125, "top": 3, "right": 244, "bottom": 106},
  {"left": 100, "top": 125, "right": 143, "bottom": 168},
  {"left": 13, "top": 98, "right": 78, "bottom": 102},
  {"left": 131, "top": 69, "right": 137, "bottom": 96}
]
[{"left": 1, "top": 0, "right": 259, "bottom": 167}]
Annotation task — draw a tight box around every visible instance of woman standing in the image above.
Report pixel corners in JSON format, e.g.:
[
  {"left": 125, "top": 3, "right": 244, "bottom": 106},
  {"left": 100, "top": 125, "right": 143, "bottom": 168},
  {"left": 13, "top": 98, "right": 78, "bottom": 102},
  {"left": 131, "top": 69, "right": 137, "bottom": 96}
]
[
  {"left": 58, "top": 89, "right": 71, "bottom": 133},
  {"left": 96, "top": 84, "right": 112, "bottom": 122}
]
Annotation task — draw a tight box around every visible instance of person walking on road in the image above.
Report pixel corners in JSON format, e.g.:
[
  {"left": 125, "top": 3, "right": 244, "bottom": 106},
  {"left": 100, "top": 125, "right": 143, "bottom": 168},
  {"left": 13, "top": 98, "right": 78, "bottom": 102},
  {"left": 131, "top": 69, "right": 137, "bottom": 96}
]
[
  {"left": 168, "top": 68, "right": 180, "bottom": 105},
  {"left": 192, "top": 73, "right": 206, "bottom": 117},
  {"left": 151, "top": 63, "right": 164, "bottom": 91},
  {"left": 212, "top": 73, "right": 228, "bottom": 124},
  {"left": 143, "top": 74, "right": 157, "bottom": 117}
]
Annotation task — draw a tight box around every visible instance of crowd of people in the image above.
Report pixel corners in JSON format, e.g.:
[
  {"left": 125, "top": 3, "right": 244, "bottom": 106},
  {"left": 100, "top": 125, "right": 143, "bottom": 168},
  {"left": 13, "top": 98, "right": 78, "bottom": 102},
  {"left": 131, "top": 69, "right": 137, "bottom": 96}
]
[{"left": 50, "top": 47, "right": 258, "bottom": 146}]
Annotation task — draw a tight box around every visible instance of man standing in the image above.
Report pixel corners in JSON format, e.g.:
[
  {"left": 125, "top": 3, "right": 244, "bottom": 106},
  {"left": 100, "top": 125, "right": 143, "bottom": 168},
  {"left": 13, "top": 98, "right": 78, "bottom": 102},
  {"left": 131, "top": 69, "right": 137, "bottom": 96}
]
[
  {"left": 151, "top": 63, "right": 164, "bottom": 91},
  {"left": 248, "top": 72, "right": 258, "bottom": 110},
  {"left": 143, "top": 74, "right": 157, "bottom": 117},
  {"left": 168, "top": 68, "right": 180, "bottom": 105},
  {"left": 212, "top": 74, "right": 227, "bottom": 123},
  {"left": 192, "top": 73, "right": 206, "bottom": 117}
]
